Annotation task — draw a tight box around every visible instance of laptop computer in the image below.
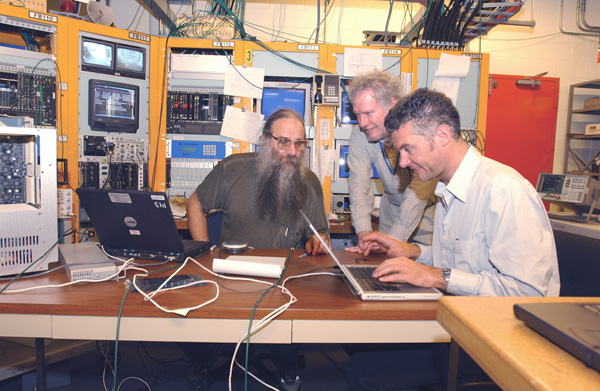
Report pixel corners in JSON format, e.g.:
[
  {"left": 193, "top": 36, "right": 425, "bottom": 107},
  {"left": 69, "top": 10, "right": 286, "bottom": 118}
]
[
  {"left": 76, "top": 188, "right": 212, "bottom": 262},
  {"left": 514, "top": 302, "right": 600, "bottom": 373},
  {"left": 301, "top": 212, "right": 442, "bottom": 301}
]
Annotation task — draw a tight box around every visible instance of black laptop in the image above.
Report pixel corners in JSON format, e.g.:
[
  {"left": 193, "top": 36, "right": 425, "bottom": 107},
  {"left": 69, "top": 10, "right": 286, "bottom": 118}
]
[
  {"left": 514, "top": 302, "right": 600, "bottom": 373},
  {"left": 77, "top": 188, "right": 212, "bottom": 262}
]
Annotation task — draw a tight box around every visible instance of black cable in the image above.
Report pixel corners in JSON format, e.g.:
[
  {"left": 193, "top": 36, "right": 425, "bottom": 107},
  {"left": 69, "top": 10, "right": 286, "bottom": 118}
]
[
  {"left": 421, "top": 0, "right": 442, "bottom": 46},
  {"left": 442, "top": 0, "right": 460, "bottom": 48},
  {"left": 384, "top": 0, "right": 395, "bottom": 46},
  {"left": 432, "top": 0, "right": 447, "bottom": 47},
  {"left": 458, "top": 0, "right": 483, "bottom": 49},
  {"left": 432, "top": 0, "right": 448, "bottom": 47},
  {"left": 453, "top": 0, "right": 474, "bottom": 48},
  {"left": 315, "top": 0, "right": 321, "bottom": 43},
  {"left": 126, "top": 3, "right": 143, "bottom": 30}
]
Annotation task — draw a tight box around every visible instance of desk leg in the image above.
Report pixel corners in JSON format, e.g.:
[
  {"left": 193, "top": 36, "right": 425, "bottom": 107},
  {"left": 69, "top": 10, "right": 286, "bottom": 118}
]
[
  {"left": 446, "top": 338, "right": 459, "bottom": 391},
  {"left": 35, "top": 338, "right": 47, "bottom": 391}
]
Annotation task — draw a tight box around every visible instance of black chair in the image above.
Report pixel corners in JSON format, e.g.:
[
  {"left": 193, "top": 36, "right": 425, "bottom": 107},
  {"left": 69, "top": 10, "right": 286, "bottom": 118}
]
[{"left": 205, "top": 209, "right": 223, "bottom": 247}]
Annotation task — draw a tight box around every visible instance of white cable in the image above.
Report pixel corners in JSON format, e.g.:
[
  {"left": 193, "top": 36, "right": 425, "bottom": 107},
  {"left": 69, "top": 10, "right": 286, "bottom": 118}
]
[
  {"left": 101, "top": 343, "right": 115, "bottom": 391},
  {"left": 2, "top": 258, "right": 136, "bottom": 294},
  {"left": 117, "top": 376, "right": 151, "bottom": 391},
  {"left": 227, "top": 271, "right": 339, "bottom": 390},
  {"left": 131, "top": 257, "right": 220, "bottom": 317}
]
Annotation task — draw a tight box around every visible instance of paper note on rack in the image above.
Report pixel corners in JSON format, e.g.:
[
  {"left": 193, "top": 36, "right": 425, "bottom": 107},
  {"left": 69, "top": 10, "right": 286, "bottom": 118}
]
[
  {"left": 224, "top": 65, "right": 265, "bottom": 99},
  {"left": 221, "top": 106, "right": 264, "bottom": 144},
  {"left": 431, "top": 53, "right": 471, "bottom": 105},
  {"left": 343, "top": 47, "right": 382, "bottom": 77},
  {"left": 212, "top": 256, "right": 286, "bottom": 278},
  {"left": 313, "top": 146, "right": 336, "bottom": 184}
]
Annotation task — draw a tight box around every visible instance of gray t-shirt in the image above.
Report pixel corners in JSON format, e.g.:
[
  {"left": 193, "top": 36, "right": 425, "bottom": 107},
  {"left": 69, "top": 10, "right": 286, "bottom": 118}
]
[{"left": 195, "top": 153, "right": 328, "bottom": 249}]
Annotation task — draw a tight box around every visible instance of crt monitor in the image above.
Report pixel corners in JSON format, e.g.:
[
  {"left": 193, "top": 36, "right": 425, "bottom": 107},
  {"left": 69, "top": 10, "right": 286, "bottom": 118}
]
[
  {"left": 115, "top": 44, "right": 146, "bottom": 79},
  {"left": 81, "top": 37, "right": 114, "bottom": 74},
  {"left": 258, "top": 81, "right": 312, "bottom": 125},
  {"left": 88, "top": 79, "right": 140, "bottom": 133}
]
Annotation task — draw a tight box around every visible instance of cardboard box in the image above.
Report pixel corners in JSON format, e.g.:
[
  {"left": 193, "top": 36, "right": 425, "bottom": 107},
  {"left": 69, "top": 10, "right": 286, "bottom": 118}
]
[{"left": 583, "top": 97, "right": 600, "bottom": 109}]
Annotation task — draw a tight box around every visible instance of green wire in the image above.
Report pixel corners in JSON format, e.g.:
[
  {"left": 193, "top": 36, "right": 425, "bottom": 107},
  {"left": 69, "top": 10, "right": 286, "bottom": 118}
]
[
  {"left": 112, "top": 287, "right": 130, "bottom": 391},
  {"left": 243, "top": 248, "right": 294, "bottom": 390}
]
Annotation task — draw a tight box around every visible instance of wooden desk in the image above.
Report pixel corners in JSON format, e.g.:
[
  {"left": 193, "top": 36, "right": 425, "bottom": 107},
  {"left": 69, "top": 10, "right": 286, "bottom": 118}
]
[
  {"left": 437, "top": 296, "right": 600, "bottom": 391},
  {"left": 0, "top": 249, "right": 448, "bottom": 345}
]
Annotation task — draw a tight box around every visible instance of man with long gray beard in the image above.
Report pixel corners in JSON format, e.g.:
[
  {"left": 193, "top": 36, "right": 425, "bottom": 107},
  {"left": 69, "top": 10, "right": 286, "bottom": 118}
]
[
  {"left": 187, "top": 108, "right": 329, "bottom": 253},
  {"left": 184, "top": 108, "right": 329, "bottom": 391}
]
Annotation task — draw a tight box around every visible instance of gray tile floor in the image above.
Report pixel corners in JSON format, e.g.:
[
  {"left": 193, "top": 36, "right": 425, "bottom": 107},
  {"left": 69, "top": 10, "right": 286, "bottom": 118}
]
[{"left": 0, "top": 342, "right": 349, "bottom": 391}]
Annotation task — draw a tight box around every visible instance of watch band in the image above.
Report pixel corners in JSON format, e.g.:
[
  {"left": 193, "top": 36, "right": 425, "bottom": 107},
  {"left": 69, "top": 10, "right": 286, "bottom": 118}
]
[{"left": 441, "top": 268, "right": 452, "bottom": 291}]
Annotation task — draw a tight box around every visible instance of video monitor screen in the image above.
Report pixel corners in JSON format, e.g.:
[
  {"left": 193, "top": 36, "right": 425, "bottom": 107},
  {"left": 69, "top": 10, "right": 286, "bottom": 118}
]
[
  {"left": 116, "top": 45, "right": 145, "bottom": 73},
  {"left": 261, "top": 88, "right": 306, "bottom": 120},
  {"left": 338, "top": 144, "right": 379, "bottom": 179},
  {"left": 339, "top": 145, "right": 350, "bottom": 178},
  {"left": 82, "top": 39, "right": 114, "bottom": 70},
  {"left": 341, "top": 92, "right": 357, "bottom": 124},
  {"left": 537, "top": 174, "right": 564, "bottom": 194},
  {"left": 88, "top": 79, "right": 139, "bottom": 133}
]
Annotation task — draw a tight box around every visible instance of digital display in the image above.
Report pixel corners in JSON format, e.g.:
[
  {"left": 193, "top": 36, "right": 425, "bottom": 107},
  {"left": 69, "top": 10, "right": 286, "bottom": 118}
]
[
  {"left": 116, "top": 45, "right": 145, "bottom": 73},
  {"left": 82, "top": 39, "right": 113, "bottom": 68},
  {"left": 88, "top": 79, "right": 139, "bottom": 133},
  {"left": 92, "top": 84, "right": 135, "bottom": 119},
  {"left": 261, "top": 88, "right": 306, "bottom": 120},
  {"left": 538, "top": 174, "right": 564, "bottom": 194}
]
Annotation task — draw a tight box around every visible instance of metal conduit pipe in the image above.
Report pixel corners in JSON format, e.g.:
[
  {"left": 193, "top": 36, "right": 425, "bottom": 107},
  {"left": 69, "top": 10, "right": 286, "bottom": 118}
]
[
  {"left": 577, "top": 0, "right": 600, "bottom": 32},
  {"left": 559, "top": 0, "right": 598, "bottom": 36}
]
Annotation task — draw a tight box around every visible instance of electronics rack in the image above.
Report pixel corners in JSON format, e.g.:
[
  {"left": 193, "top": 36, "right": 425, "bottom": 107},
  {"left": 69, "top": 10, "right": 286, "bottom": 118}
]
[
  {"left": 0, "top": 126, "right": 58, "bottom": 276},
  {"left": 78, "top": 135, "right": 147, "bottom": 190},
  {"left": 166, "top": 139, "right": 227, "bottom": 197},
  {"left": 166, "top": 88, "right": 234, "bottom": 134},
  {"left": 0, "top": 47, "right": 56, "bottom": 127}
]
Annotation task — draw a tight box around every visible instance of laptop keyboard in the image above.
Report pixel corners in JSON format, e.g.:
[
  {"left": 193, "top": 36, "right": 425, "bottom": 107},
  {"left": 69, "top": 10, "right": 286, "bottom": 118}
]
[{"left": 348, "top": 266, "right": 404, "bottom": 292}]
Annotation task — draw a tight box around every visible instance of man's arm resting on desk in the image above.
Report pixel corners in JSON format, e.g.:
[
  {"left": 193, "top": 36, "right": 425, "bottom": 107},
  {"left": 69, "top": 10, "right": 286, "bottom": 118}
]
[{"left": 186, "top": 192, "right": 210, "bottom": 241}]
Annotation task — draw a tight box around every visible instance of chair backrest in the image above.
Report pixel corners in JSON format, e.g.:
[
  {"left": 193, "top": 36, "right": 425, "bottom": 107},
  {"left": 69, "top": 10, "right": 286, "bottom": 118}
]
[
  {"left": 553, "top": 229, "right": 600, "bottom": 296},
  {"left": 205, "top": 209, "right": 223, "bottom": 247}
]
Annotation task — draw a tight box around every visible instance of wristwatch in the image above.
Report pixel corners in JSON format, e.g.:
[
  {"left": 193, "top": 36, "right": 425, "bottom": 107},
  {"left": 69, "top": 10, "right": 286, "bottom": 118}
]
[{"left": 441, "top": 268, "right": 452, "bottom": 291}]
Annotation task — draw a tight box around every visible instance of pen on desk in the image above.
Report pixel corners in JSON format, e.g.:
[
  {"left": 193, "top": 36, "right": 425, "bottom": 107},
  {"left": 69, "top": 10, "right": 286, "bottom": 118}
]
[{"left": 298, "top": 253, "right": 309, "bottom": 259}]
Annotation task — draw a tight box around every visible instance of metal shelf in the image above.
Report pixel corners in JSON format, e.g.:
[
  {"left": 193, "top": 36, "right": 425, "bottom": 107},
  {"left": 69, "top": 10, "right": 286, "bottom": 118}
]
[{"left": 565, "top": 79, "right": 600, "bottom": 178}]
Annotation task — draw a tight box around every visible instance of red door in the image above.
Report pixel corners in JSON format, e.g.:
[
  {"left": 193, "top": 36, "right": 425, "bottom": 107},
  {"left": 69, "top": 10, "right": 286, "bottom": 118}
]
[{"left": 485, "top": 75, "right": 559, "bottom": 189}]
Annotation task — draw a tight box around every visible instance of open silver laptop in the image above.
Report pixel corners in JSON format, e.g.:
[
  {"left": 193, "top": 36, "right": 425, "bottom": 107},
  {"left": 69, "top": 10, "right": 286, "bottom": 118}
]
[{"left": 301, "top": 212, "right": 442, "bottom": 301}]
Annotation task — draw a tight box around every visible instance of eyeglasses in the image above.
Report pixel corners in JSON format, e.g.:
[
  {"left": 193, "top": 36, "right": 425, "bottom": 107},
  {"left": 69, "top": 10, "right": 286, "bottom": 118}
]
[{"left": 271, "top": 135, "right": 308, "bottom": 151}]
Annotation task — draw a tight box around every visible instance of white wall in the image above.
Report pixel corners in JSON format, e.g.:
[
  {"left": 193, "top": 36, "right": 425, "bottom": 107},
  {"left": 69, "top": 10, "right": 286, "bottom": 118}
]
[{"left": 111, "top": 0, "right": 600, "bottom": 173}]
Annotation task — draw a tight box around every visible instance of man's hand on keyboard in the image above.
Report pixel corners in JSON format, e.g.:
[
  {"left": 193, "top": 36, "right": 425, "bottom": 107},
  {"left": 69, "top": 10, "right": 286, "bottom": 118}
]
[
  {"left": 372, "top": 258, "right": 445, "bottom": 290},
  {"left": 355, "top": 232, "right": 421, "bottom": 259}
]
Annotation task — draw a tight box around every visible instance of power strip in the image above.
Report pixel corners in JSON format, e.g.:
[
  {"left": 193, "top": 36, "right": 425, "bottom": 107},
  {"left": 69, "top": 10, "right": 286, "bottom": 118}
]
[{"left": 130, "top": 274, "right": 206, "bottom": 292}]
